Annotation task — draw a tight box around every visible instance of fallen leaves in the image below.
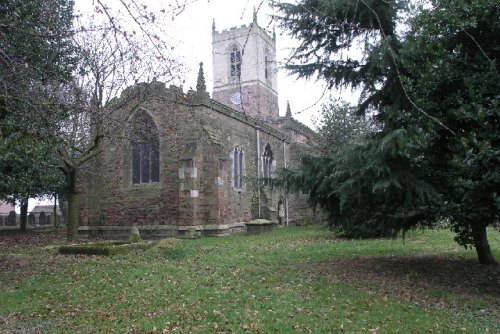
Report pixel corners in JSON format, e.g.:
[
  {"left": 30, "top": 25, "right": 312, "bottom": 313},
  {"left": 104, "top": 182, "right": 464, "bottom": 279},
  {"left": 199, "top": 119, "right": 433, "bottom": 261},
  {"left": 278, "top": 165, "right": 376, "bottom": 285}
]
[{"left": 1, "top": 228, "right": 498, "bottom": 333}]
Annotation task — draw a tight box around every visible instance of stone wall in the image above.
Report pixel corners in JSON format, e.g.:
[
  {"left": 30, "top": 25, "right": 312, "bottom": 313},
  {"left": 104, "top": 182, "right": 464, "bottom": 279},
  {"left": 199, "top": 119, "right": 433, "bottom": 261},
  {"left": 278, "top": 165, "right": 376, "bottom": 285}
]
[
  {"left": 0, "top": 211, "right": 63, "bottom": 228},
  {"left": 212, "top": 82, "right": 278, "bottom": 119},
  {"left": 212, "top": 20, "right": 278, "bottom": 119},
  {"left": 80, "top": 85, "right": 297, "bottom": 236}
]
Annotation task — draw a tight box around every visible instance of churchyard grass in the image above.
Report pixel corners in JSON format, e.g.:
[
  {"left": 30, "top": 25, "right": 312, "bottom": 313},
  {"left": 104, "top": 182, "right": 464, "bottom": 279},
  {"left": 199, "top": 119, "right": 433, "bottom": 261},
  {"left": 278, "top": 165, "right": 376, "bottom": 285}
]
[{"left": 0, "top": 226, "right": 498, "bottom": 333}]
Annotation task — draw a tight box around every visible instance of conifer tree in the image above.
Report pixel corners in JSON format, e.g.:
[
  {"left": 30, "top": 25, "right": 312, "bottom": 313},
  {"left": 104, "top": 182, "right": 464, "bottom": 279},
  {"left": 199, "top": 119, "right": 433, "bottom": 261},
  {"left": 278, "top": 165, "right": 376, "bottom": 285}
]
[
  {"left": 275, "top": 0, "right": 499, "bottom": 264},
  {"left": 0, "top": 0, "right": 75, "bottom": 217}
]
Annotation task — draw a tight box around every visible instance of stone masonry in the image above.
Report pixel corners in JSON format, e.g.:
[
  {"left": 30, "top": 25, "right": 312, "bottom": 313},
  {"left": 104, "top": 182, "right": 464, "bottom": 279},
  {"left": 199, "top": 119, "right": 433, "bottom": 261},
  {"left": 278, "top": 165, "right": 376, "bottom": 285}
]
[{"left": 80, "top": 18, "right": 319, "bottom": 238}]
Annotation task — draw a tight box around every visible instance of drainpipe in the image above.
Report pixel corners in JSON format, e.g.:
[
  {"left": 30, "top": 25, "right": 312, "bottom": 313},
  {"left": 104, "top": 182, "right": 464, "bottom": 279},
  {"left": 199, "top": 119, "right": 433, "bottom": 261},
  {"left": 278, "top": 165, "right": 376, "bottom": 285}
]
[
  {"left": 283, "top": 139, "right": 289, "bottom": 226},
  {"left": 256, "top": 126, "right": 261, "bottom": 218}
]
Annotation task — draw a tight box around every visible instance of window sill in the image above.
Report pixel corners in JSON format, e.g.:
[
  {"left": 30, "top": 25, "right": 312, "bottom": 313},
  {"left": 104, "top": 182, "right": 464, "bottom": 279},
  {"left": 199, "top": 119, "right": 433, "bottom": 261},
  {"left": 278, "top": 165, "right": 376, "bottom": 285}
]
[{"left": 126, "top": 182, "right": 161, "bottom": 191}]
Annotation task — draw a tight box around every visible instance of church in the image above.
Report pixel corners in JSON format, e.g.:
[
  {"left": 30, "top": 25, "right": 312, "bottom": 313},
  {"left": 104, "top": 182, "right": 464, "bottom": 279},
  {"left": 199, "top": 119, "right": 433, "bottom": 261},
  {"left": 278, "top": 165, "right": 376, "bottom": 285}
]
[{"left": 79, "top": 16, "right": 319, "bottom": 238}]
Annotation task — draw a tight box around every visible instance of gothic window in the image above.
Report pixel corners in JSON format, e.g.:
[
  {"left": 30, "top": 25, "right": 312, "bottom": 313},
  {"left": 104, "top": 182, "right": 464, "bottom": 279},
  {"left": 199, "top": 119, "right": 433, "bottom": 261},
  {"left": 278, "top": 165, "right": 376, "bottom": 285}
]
[
  {"left": 130, "top": 110, "right": 159, "bottom": 184},
  {"left": 263, "top": 143, "right": 273, "bottom": 181},
  {"left": 230, "top": 44, "right": 241, "bottom": 78},
  {"left": 264, "top": 48, "right": 270, "bottom": 80},
  {"left": 233, "top": 147, "right": 244, "bottom": 189}
]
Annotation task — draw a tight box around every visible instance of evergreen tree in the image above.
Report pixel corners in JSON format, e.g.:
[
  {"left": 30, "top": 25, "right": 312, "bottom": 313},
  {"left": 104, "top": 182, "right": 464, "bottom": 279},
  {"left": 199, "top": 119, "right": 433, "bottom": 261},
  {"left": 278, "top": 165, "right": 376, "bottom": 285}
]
[
  {"left": 315, "top": 98, "right": 371, "bottom": 154},
  {"left": 275, "top": 0, "right": 499, "bottom": 264},
  {"left": 404, "top": 0, "right": 499, "bottom": 265},
  {"left": 0, "top": 0, "right": 76, "bottom": 208}
]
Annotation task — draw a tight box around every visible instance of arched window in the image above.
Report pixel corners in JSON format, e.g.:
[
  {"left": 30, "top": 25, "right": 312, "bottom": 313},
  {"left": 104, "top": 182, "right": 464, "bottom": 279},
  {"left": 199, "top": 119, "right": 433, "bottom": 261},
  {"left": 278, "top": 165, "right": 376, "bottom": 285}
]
[
  {"left": 230, "top": 44, "right": 241, "bottom": 78},
  {"left": 130, "top": 110, "right": 159, "bottom": 184},
  {"left": 263, "top": 143, "right": 273, "bottom": 180},
  {"left": 233, "top": 147, "right": 244, "bottom": 189},
  {"left": 264, "top": 48, "right": 270, "bottom": 80}
]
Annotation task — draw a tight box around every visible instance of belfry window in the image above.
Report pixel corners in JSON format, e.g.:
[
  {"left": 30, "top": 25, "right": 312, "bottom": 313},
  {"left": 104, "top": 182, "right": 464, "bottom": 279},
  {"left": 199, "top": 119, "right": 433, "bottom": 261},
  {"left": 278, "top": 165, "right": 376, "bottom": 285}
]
[
  {"left": 264, "top": 54, "right": 268, "bottom": 79},
  {"left": 230, "top": 45, "right": 241, "bottom": 78},
  {"left": 263, "top": 143, "right": 273, "bottom": 181},
  {"left": 130, "top": 110, "right": 159, "bottom": 184},
  {"left": 264, "top": 48, "right": 270, "bottom": 80},
  {"left": 233, "top": 147, "right": 244, "bottom": 189}
]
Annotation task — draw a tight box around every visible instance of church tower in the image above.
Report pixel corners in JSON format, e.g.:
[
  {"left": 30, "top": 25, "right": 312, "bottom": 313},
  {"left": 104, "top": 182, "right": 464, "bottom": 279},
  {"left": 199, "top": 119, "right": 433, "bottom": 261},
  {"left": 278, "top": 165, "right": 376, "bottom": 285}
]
[{"left": 212, "top": 14, "right": 278, "bottom": 119}]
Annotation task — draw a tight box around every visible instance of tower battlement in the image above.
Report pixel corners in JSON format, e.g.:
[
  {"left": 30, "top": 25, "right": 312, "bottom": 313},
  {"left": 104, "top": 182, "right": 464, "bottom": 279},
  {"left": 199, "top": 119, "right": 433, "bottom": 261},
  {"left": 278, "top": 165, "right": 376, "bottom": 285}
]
[
  {"left": 212, "top": 18, "right": 278, "bottom": 119},
  {"left": 212, "top": 21, "right": 275, "bottom": 46}
]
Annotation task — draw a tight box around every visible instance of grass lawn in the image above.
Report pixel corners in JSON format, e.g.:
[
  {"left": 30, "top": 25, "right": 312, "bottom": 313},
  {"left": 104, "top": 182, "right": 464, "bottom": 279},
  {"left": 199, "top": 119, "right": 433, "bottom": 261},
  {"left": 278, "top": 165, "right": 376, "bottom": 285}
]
[{"left": 0, "top": 226, "right": 498, "bottom": 333}]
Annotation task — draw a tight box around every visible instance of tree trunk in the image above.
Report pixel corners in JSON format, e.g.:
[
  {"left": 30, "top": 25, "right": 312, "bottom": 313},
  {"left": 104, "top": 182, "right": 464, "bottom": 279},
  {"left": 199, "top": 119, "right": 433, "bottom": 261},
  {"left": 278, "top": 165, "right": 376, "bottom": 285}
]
[
  {"left": 19, "top": 197, "right": 28, "bottom": 231},
  {"left": 472, "top": 225, "right": 497, "bottom": 265},
  {"left": 66, "top": 169, "right": 79, "bottom": 242}
]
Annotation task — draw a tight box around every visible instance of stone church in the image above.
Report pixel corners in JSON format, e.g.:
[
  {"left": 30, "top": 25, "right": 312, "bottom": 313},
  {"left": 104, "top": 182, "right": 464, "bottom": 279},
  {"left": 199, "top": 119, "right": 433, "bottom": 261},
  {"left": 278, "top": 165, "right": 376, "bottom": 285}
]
[{"left": 79, "top": 16, "right": 319, "bottom": 238}]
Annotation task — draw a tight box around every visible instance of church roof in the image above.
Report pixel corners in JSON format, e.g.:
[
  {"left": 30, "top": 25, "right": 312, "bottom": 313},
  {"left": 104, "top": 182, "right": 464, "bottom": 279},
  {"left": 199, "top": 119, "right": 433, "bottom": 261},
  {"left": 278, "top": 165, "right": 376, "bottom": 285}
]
[{"left": 30, "top": 205, "right": 61, "bottom": 215}]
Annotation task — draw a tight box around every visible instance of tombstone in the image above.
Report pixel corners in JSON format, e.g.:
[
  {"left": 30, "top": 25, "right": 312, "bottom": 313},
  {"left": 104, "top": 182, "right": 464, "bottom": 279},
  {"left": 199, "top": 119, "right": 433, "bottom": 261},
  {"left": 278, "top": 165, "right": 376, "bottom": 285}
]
[
  {"left": 39, "top": 211, "right": 47, "bottom": 226},
  {"left": 28, "top": 212, "right": 36, "bottom": 226},
  {"left": 7, "top": 211, "right": 17, "bottom": 226},
  {"left": 55, "top": 200, "right": 68, "bottom": 225},
  {"left": 46, "top": 215, "right": 51, "bottom": 226},
  {"left": 278, "top": 197, "right": 286, "bottom": 226}
]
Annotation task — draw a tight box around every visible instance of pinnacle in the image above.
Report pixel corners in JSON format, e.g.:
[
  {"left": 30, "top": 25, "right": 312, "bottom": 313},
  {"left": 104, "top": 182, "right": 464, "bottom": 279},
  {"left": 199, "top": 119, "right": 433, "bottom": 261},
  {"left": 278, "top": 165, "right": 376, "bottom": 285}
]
[
  {"left": 286, "top": 100, "right": 292, "bottom": 117},
  {"left": 196, "top": 62, "right": 207, "bottom": 93}
]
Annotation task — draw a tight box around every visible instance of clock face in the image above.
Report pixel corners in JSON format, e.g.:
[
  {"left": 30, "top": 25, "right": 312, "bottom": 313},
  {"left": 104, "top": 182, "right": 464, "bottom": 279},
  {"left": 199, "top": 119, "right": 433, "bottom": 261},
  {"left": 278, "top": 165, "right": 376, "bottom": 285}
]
[{"left": 231, "top": 92, "right": 242, "bottom": 105}]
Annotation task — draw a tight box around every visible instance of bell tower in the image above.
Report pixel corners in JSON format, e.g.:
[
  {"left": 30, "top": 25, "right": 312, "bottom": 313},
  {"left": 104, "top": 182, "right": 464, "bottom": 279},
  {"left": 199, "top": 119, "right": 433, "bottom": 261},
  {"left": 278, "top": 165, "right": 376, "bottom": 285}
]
[{"left": 212, "top": 15, "right": 279, "bottom": 119}]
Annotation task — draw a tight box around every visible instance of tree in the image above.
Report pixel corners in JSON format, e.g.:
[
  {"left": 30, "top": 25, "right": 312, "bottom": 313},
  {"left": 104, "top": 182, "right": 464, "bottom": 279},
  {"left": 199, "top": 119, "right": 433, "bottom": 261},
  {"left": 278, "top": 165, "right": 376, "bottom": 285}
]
[
  {"left": 403, "top": 0, "right": 500, "bottom": 264},
  {"left": 0, "top": 138, "right": 65, "bottom": 230},
  {"left": 1, "top": 1, "right": 184, "bottom": 239},
  {"left": 274, "top": 0, "right": 499, "bottom": 264},
  {"left": 0, "top": 0, "right": 76, "bottom": 226},
  {"left": 315, "top": 97, "right": 371, "bottom": 154},
  {"left": 55, "top": 7, "right": 183, "bottom": 241}
]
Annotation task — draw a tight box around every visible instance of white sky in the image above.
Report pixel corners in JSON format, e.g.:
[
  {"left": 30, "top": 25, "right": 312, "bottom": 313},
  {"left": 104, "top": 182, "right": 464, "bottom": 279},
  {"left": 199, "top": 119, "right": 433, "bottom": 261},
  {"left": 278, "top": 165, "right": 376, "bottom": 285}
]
[
  {"left": 74, "top": 0, "right": 359, "bottom": 128},
  {"left": 167, "top": 0, "right": 335, "bottom": 127}
]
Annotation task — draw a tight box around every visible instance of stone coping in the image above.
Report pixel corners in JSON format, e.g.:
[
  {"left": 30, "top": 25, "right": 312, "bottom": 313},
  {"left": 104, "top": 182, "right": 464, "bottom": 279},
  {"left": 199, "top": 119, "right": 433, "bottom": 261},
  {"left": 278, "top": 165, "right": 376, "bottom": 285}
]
[
  {"left": 79, "top": 222, "right": 247, "bottom": 232},
  {"left": 245, "top": 219, "right": 276, "bottom": 226}
]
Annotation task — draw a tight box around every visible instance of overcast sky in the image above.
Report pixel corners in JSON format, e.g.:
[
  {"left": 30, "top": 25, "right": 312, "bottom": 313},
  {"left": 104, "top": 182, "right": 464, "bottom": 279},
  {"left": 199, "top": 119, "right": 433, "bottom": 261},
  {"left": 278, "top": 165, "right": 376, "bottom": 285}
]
[
  {"left": 167, "top": 0, "right": 336, "bottom": 128},
  {"left": 74, "top": 0, "right": 358, "bottom": 128}
]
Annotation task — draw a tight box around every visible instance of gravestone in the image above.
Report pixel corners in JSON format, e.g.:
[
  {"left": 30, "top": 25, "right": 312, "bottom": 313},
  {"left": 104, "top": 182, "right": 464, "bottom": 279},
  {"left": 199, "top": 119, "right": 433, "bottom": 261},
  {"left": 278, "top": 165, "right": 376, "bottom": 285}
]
[
  {"left": 39, "top": 212, "right": 47, "bottom": 225},
  {"left": 28, "top": 212, "right": 36, "bottom": 226},
  {"left": 46, "top": 215, "right": 51, "bottom": 225},
  {"left": 7, "top": 211, "right": 16, "bottom": 226}
]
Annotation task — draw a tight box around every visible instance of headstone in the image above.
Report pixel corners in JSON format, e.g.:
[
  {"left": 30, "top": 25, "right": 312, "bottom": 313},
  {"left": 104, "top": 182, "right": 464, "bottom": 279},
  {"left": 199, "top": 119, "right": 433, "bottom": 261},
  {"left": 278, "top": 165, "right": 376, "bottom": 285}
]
[
  {"left": 46, "top": 215, "right": 51, "bottom": 225},
  {"left": 61, "top": 201, "right": 68, "bottom": 225},
  {"left": 278, "top": 198, "right": 285, "bottom": 226},
  {"left": 7, "top": 211, "right": 16, "bottom": 226},
  {"left": 28, "top": 212, "right": 36, "bottom": 226},
  {"left": 129, "top": 225, "right": 142, "bottom": 243},
  {"left": 39, "top": 211, "right": 47, "bottom": 225}
]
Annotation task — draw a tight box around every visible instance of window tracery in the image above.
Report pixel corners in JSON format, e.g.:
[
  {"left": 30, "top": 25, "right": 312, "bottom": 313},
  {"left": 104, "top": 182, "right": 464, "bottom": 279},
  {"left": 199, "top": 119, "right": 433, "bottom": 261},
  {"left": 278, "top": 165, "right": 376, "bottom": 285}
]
[
  {"left": 233, "top": 147, "right": 244, "bottom": 189},
  {"left": 130, "top": 110, "right": 159, "bottom": 184},
  {"left": 230, "top": 44, "right": 241, "bottom": 78}
]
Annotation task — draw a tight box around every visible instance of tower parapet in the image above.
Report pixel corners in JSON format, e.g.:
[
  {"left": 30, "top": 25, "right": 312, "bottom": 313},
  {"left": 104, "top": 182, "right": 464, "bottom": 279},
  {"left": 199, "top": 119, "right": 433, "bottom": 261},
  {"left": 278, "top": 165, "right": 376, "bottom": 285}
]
[
  {"left": 212, "top": 19, "right": 278, "bottom": 119},
  {"left": 212, "top": 22, "right": 276, "bottom": 46}
]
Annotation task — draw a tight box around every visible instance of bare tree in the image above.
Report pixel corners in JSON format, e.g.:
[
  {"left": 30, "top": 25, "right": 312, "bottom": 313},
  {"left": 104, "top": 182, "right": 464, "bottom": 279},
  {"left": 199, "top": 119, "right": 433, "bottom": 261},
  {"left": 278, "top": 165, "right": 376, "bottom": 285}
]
[{"left": 55, "top": 6, "right": 184, "bottom": 241}]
